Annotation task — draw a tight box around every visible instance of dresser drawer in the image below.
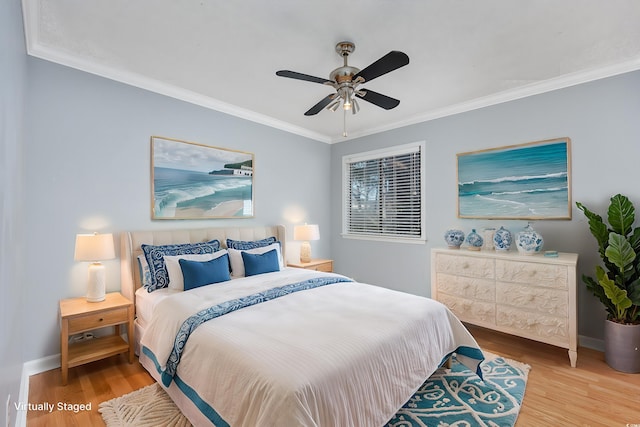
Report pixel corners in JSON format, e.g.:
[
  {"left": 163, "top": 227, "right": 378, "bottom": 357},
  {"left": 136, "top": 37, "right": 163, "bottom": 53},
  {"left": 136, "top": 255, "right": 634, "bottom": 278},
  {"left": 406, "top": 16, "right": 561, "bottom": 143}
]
[
  {"left": 438, "top": 293, "right": 495, "bottom": 325},
  {"left": 436, "top": 273, "right": 495, "bottom": 302},
  {"left": 435, "top": 253, "right": 494, "bottom": 279},
  {"left": 496, "top": 306, "right": 568, "bottom": 343},
  {"left": 496, "top": 259, "right": 568, "bottom": 289},
  {"left": 67, "top": 307, "right": 129, "bottom": 334},
  {"left": 496, "top": 282, "right": 568, "bottom": 317}
]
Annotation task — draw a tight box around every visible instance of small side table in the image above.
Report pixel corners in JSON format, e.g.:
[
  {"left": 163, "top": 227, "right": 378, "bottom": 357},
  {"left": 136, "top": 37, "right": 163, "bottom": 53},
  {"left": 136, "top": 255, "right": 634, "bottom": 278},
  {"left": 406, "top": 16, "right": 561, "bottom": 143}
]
[
  {"left": 287, "top": 259, "right": 334, "bottom": 273},
  {"left": 59, "top": 292, "right": 134, "bottom": 385}
]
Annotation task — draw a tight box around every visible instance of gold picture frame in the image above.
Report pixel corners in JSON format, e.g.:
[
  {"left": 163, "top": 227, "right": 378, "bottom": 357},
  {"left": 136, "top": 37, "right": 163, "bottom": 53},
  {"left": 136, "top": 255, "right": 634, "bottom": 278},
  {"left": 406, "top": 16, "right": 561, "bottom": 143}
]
[{"left": 151, "top": 136, "right": 254, "bottom": 219}]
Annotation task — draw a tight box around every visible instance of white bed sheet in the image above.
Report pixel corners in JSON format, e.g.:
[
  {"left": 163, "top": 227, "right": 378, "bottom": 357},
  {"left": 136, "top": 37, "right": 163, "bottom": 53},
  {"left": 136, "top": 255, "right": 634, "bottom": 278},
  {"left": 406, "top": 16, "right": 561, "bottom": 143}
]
[
  {"left": 140, "top": 268, "right": 482, "bottom": 427},
  {"left": 134, "top": 286, "right": 180, "bottom": 329}
]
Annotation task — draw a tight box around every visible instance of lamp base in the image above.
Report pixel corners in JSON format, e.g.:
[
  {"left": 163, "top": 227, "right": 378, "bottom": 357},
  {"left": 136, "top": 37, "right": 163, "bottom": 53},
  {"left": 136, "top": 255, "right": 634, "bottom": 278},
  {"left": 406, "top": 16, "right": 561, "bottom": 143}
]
[
  {"left": 300, "top": 241, "right": 312, "bottom": 263},
  {"left": 86, "top": 262, "right": 106, "bottom": 302}
]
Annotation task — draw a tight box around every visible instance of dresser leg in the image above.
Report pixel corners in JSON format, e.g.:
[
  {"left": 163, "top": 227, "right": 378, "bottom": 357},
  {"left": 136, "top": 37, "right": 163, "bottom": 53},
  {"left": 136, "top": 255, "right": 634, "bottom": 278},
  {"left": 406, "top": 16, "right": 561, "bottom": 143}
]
[{"left": 568, "top": 349, "right": 577, "bottom": 367}]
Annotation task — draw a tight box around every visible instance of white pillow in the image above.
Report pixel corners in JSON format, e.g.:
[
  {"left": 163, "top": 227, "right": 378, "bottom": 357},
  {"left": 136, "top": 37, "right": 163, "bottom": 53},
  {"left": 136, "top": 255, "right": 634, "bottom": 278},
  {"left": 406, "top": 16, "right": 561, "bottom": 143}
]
[
  {"left": 164, "top": 250, "right": 228, "bottom": 290},
  {"left": 228, "top": 243, "right": 283, "bottom": 278}
]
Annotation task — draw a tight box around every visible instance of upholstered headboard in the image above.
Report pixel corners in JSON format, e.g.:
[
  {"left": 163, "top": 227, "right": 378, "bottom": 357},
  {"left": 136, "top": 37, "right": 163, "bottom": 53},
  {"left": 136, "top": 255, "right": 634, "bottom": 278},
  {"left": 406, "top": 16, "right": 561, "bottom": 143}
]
[{"left": 120, "top": 225, "right": 287, "bottom": 304}]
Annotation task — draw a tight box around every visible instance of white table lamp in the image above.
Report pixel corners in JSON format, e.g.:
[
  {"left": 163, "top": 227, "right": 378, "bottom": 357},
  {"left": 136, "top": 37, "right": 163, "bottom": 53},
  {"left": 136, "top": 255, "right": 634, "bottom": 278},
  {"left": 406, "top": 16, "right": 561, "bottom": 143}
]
[
  {"left": 294, "top": 224, "right": 320, "bottom": 263},
  {"left": 74, "top": 232, "right": 115, "bottom": 302}
]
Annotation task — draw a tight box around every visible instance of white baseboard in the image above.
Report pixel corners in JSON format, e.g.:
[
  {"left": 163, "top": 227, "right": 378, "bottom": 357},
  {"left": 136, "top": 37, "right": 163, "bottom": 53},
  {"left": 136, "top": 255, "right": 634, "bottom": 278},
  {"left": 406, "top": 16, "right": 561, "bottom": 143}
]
[{"left": 16, "top": 354, "right": 60, "bottom": 427}]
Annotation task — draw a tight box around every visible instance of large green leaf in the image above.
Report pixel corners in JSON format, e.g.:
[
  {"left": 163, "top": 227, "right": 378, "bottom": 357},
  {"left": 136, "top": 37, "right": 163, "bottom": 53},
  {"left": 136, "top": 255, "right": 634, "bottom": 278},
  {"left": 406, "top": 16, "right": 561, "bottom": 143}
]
[
  {"left": 628, "top": 277, "right": 640, "bottom": 306},
  {"left": 630, "top": 227, "right": 640, "bottom": 254},
  {"left": 576, "top": 201, "right": 609, "bottom": 254},
  {"left": 608, "top": 194, "right": 635, "bottom": 236},
  {"left": 583, "top": 273, "right": 615, "bottom": 316},
  {"left": 597, "top": 266, "right": 632, "bottom": 320},
  {"left": 605, "top": 232, "right": 636, "bottom": 271}
]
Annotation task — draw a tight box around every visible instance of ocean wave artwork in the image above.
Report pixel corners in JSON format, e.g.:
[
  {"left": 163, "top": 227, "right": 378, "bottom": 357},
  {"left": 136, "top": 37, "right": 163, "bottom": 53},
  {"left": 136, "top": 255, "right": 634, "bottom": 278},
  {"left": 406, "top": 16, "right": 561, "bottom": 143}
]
[
  {"left": 151, "top": 137, "right": 254, "bottom": 219},
  {"left": 457, "top": 138, "right": 571, "bottom": 219}
]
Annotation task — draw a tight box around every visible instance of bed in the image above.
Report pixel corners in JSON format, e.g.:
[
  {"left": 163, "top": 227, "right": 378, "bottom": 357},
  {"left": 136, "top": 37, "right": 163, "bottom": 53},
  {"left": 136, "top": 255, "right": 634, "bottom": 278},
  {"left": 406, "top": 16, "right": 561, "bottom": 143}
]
[{"left": 121, "top": 225, "right": 483, "bottom": 427}]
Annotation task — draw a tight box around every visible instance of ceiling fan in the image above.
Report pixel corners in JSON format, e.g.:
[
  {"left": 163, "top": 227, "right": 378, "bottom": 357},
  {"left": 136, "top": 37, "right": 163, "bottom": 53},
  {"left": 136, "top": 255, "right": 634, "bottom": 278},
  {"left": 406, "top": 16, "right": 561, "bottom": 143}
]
[{"left": 276, "top": 41, "right": 409, "bottom": 136}]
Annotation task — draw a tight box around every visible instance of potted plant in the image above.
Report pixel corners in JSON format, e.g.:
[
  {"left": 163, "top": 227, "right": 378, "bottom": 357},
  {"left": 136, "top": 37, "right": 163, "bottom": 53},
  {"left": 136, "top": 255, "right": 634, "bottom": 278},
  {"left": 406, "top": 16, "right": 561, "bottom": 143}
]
[{"left": 576, "top": 194, "right": 640, "bottom": 373}]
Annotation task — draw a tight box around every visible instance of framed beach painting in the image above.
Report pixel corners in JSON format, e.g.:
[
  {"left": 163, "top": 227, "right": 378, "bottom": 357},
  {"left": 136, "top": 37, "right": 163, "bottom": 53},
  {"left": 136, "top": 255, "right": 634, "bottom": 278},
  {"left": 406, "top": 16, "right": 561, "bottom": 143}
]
[
  {"left": 151, "top": 136, "right": 254, "bottom": 219},
  {"left": 457, "top": 138, "right": 571, "bottom": 220}
]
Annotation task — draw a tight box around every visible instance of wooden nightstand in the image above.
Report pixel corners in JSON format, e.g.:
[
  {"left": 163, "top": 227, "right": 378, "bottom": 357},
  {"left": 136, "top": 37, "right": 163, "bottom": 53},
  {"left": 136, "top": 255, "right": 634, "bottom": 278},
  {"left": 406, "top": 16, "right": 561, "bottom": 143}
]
[
  {"left": 287, "top": 259, "right": 333, "bottom": 272},
  {"left": 59, "top": 292, "right": 134, "bottom": 385}
]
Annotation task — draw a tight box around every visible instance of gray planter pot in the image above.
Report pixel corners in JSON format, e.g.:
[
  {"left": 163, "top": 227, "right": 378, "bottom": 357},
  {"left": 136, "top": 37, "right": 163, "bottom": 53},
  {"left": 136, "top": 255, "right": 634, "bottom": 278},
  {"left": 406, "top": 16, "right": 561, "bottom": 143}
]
[{"left": 604, "top": 319, "right": 640, "bottom": 373}]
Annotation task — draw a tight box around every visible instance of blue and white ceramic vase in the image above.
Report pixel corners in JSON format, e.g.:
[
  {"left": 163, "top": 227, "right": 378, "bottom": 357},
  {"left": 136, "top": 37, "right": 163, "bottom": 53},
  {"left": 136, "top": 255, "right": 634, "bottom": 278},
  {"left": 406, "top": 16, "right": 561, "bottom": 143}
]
[
  {"left": 465, "top": 229, "right": 483, "bottom": 251},
  {"left": 516, "top": 222, "right": 544, "bottom": 255},
  {"left": 444, "top": 228, "right": 465, "bottom": 249},
  {"left": 493, "top": 226, "right": 512, "bottom": 251}
]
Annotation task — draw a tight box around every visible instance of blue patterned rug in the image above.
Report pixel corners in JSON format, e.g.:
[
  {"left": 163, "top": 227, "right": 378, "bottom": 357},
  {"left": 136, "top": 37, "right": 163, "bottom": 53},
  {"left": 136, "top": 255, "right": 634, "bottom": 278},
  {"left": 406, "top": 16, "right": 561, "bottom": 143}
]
[
  {"left": 386, "top": 351, "right": 530, "bottom": 427},
  {"left": 101, "top": 352, "right": 529, "bottom": 427}
]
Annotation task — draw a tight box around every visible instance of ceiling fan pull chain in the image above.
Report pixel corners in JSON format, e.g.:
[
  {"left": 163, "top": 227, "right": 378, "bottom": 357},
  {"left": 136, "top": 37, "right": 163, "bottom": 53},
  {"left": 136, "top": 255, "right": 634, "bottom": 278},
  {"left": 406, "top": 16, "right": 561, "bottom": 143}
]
[{"left": 343, "top": 108, "right": 348, "bottom": 137}]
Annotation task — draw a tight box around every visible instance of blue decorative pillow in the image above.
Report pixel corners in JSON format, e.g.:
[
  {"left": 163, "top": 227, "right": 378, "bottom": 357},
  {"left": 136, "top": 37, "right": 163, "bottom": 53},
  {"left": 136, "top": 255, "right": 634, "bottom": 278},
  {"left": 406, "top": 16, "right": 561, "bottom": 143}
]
[
  {"left": 141, "top": 240, "right": 220, "bottom": 292},
  {"left": 226, "top": 236, "right": 277, "bottom": 250},
  {"left": 179, "top": 254, "right": 231, "bottom": 290},
  {"left": 137, "top": 255, "right": 152, "bottom": 289},
  {"left": 241, "top": 249, "right": 280, "bottom": 276}
]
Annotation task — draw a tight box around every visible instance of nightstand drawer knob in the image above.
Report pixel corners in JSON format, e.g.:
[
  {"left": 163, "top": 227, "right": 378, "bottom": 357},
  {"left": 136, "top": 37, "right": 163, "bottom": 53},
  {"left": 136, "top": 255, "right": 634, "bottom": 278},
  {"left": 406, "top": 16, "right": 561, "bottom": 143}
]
[{"left": 99, "top": 318, "right": 104, "bottom": 322}]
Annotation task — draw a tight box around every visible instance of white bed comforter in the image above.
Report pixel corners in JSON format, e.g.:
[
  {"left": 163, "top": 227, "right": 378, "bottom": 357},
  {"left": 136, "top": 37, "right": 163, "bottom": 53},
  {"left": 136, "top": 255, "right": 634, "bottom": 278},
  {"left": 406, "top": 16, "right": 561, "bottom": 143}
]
[{"left": 141, "top": 268, "right": 482, "bottom": 427}]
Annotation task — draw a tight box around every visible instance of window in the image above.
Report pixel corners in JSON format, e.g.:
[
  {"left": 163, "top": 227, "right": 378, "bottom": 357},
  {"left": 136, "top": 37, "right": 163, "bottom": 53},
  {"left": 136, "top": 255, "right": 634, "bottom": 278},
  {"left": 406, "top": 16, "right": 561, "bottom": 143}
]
[{"left": 342, "top": 141, "right": 426, "bottom": 243}]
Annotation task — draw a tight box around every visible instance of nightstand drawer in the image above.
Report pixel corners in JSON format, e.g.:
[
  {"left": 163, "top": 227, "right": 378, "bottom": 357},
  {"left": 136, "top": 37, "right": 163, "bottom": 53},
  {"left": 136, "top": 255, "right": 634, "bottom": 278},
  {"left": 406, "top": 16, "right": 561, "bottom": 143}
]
[
  {"left": 287, "top": 259, "right": 333, "bottom": 272},
  {"left": 309, "top": 261, "right": 333, "bottom": 272},
  {"left": 67, "top": 307, "right": 129, "bottom": 333}
]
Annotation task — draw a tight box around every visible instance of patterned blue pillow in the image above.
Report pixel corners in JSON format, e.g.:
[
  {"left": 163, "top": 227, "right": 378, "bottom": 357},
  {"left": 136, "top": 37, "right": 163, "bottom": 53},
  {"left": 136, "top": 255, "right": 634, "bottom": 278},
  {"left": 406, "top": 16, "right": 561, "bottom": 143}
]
[
  {"left": 141, "top": 240, "right": 220, "bottom": 292},
  {"left": 226, "top": 236, "right": 277, "bottom": 250}
]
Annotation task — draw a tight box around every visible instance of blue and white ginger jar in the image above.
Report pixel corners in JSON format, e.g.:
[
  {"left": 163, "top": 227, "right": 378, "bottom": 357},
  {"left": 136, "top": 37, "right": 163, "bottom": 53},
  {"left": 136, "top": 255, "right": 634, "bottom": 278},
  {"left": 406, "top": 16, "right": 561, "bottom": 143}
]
[
  {"left": 493, "top": 226, "right": 512, "bottom": 251},
  {"left": 516, "top": 223, "right": 544, "bottom": 255},
  {"left": 444, "top": 228, "right": 465, "bottom": 249},
  {"left": 465, "top": 229, "right": 483, "bottom": 251}
]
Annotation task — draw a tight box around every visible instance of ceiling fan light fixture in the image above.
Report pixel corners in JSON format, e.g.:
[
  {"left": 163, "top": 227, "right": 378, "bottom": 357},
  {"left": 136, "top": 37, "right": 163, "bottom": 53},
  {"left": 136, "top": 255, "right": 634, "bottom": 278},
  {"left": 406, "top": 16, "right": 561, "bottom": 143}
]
[
  {"left": 352, "top": 98, "right": 360, "bottom": 115},
  {"left": 343, "top": 88, "right": 353, "bottom": 111},
  {"left": 327, "top": 99, "right": 341, "bottom": 112}
]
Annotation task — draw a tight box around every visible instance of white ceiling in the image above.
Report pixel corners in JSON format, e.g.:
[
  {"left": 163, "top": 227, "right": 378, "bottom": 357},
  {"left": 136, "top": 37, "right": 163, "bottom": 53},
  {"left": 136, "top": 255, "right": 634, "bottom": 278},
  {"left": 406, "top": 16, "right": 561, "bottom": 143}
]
[{"left": 22, "top": 1, "right": 640, "bottom": 143}]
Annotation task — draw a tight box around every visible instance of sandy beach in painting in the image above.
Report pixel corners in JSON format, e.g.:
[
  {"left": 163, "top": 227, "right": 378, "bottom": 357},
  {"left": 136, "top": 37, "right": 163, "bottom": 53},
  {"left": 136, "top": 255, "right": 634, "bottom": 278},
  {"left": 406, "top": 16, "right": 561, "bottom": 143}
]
[{"left": 175, "top": 200, "right": 245, "bottom": 218}]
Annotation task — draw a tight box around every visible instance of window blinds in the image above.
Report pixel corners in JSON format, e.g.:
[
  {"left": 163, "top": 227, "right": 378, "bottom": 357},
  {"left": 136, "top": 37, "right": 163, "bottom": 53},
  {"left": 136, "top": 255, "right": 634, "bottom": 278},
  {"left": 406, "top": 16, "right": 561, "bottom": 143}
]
[{"left": 343, "top": 143, "right": 424, "bottom": 240}]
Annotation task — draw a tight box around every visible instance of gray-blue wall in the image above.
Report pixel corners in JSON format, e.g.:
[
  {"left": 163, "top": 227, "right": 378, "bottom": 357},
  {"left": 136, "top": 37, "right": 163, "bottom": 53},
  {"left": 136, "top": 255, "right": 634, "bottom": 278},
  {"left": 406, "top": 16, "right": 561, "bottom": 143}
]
[
  {"left": 21, "top": 58, "right": 332, "bottom": 361},
  {"left": 330, "top": 70, "right": 640, "bottom": 345},
  {"left": 1, "top": 0, "right": 27, "bottom": 424},
  {"left": 8, "top": 0, "right": 640, "bottom": 375}
]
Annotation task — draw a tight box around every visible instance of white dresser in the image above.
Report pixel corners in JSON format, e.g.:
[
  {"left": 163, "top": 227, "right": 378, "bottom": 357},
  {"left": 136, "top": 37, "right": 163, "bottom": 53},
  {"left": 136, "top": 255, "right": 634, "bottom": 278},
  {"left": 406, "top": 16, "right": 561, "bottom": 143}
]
[{"left": 431, "top": 248, "right": 579, "bottom": 367}]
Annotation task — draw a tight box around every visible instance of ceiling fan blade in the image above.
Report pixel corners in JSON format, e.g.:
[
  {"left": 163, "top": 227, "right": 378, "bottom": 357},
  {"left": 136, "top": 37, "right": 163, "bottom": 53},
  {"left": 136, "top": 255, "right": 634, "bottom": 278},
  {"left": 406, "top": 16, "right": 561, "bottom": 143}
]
[
  {"left": 355, "top": 89, "right": 400, "bottom": 110},
  {"left": 304, "top": 94, "right": 335, "bottom": 116},
  {"left": 276, "top": 70, "right": 332, "bottom": 85},
  {"left": 353, "top": 51, "right": 409, "bottom": 83}
]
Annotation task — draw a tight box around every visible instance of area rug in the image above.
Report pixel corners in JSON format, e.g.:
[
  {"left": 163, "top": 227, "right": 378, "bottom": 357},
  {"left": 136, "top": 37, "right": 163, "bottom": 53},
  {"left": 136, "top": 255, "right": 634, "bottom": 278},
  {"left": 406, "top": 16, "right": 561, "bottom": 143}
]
[
  {"left": 386, "top": 352, "right": 531, "bottom": 427},
  {"left": 99, "top": 351, "right": 529, "bottom": 427}
]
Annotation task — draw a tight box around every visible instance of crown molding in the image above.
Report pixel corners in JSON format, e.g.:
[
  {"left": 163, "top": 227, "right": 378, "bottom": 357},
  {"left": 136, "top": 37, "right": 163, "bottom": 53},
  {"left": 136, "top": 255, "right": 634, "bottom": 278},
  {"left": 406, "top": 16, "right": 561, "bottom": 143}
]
[
  {"left": 333, "top": 56, "right": 640, "bottom": 143},
  {"left": 22, "top": 1, "right": 640, "bottom": 145}
]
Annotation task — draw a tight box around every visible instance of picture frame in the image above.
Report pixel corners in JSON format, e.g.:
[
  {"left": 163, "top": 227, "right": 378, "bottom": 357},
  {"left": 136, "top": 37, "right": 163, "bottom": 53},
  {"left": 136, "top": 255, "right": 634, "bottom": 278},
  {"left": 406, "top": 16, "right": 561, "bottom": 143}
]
[
  {"left": 457, "top": 137, "right": 571, "bottom": 220},
  {"left": 151, "top": 136, "right": 254, "bottom": 219}
]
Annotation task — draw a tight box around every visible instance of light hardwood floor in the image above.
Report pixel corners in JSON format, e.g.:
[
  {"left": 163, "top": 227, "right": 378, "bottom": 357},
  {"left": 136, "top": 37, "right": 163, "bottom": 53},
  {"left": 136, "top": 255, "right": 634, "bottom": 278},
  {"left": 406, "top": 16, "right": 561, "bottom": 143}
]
[{"left": 27, "top": 325, "right": 640, "bottom": 426}]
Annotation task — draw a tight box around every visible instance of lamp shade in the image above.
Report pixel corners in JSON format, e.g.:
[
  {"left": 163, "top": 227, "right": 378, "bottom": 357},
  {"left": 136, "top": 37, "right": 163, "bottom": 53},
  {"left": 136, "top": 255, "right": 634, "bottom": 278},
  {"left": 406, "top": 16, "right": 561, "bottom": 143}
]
[
  {"left": 74, "top": 233, "right": 115, "bottom": 261},
  {"left": 294, "top": 224, "right": 320, "bottom": 241}
]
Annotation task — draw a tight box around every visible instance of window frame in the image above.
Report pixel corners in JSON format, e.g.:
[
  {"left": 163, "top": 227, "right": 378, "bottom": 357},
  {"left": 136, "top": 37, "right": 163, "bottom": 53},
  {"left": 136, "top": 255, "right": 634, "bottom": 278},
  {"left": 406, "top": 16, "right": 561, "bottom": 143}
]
[{"left": 341, "top": 141, "right": 427, "bottom": 244}]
